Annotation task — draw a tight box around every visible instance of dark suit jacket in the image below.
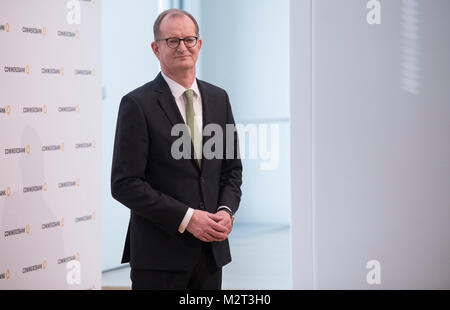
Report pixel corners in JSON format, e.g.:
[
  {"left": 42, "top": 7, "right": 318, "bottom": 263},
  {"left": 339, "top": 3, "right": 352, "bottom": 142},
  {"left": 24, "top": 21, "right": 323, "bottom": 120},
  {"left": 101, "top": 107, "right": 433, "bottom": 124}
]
[{"left": 111, "top": 72, "right": 243, "bottom": 270}]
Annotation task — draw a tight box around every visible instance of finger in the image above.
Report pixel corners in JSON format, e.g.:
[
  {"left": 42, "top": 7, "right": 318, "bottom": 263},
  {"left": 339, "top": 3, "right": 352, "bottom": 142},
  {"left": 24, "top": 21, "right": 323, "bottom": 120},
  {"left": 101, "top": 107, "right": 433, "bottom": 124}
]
[
  {"left": 203, "top": 232, "right": 216, "bottom": 242},
  {"left": 203, "top": 232, "right": 219, "bottom": 242},
  {"left": 218, "top": 218, "right": 232, "bottom": 232},
  {"left": 208, "top": 219, "right": 228, "bottom": 233},
  {"left": 199, "top": 233, "right": 210, "bottom": 242},
  {"left": 207, "top": 228, "right": 228, "bottom": 241},
  {"left": 207, "top": 212, "right": 222, "bottom": 222}
]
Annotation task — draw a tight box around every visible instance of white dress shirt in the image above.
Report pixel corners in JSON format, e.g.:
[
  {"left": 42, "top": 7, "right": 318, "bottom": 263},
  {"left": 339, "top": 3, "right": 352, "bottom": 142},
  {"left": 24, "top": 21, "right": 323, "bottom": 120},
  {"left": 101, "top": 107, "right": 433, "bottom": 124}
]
[
  {"left": 161, "top": 71, "right": 203, "bottom": 131},
  {"left": 161, "top": 72, "right": 233, "bottom": 234}
]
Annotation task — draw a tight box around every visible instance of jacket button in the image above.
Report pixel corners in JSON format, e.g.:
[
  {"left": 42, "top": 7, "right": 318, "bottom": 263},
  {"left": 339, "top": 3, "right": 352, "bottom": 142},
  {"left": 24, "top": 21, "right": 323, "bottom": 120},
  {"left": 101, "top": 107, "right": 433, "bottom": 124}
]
[{"left": 199, "top": 202, "right": 205, "bottom": 209}]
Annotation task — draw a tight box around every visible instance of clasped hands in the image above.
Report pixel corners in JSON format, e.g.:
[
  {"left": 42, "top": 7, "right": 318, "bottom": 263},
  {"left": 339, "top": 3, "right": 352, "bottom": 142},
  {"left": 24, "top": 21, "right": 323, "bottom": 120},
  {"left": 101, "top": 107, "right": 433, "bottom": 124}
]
[{"left": 186, "top": 209, "right": 234, "bottom": 242}]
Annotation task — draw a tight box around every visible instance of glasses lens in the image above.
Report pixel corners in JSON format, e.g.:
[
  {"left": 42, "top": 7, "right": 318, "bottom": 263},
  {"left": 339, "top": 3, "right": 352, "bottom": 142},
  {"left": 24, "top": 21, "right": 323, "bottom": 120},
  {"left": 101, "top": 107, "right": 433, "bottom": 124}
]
[
  {"left": 184, "top": 37, "right": 197, "bottom": 47},
  {"left": 167, "top": 38, "right": 180, "bottom": 48}
]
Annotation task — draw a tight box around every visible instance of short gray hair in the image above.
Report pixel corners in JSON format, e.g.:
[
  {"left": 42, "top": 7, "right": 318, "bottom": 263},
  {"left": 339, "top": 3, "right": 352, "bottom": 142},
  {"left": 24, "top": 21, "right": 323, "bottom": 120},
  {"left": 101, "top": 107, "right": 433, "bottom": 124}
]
[{"left": 153, "top": 9, "right": 200, "bottom": 40}]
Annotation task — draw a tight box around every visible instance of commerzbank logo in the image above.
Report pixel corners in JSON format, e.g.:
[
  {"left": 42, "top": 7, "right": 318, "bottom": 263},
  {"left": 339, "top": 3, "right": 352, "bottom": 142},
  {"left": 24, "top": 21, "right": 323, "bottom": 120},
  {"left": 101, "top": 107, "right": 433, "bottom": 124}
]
[
  {"left": 75, "top": 212, "right": 95, "bottom": 223},
  {"left": 23, "top": 104, "right": 47, "bottom": 114},
  {"left": 74, "top": 68, "right": 96, "bottom": 76},
  {"left": 0, "top": 269, "right": 11, "bottom": 280},
  {"left": 57, "top": 30, "right": 79, "bottom": 39},
  {"left": 0, "top": 187, "right": 12, "bottom": 198},
  {"left": 42, "top": 218, "right": 64, "bottom": 230},
  {"left": 4, "top": 144, "right": 31, "bottom": 155},
  {"left": 75, "top": 140, "right": 96, "bottom": 149},
  {"left": 58, "top": 178, "right": 80, "bottom": 189},
  {"left": 22, "top": 25, "right": 46, "bottom": 36},
  {"left": 0, "top": 105, "right": 11, "bottom": 115},
  {"left": 22, "top": 260, "right": 47, "bottom": 274},
  {"left": 4, "top": 65, "right": 30, "bottom": 74},
  {"left": 4, "top": 224, "right": 30, "bottom": 238},
  {"left": 42, "top": 142, "right": 64, "bottom": 152},
  {"left": 23, "top": 182, "right": 47, "bottom": 194},
  {"left": 0, "top": 22, "right": 10, "bottom": 32},
  {"left": 58, "top": 104, "right": 80, "bottom": 113},
  {"left": 41, "top": 67, "right": 64, "bottom": 76}
]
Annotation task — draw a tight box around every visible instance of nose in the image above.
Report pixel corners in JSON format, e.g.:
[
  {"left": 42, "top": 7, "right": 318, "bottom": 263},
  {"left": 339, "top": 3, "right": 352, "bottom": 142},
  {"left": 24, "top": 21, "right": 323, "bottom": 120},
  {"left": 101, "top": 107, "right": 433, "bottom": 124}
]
[{"left": 177, "top": 40, "right": 189, "bottom": 51}]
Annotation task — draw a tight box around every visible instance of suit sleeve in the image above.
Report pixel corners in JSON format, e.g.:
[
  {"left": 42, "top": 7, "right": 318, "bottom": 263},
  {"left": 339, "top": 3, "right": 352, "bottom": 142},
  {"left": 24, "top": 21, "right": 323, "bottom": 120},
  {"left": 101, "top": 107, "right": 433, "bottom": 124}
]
[
  {"left": 217, "top": 91, "right": 243, "bottom": 214},
  {"left": 111, "top": 95, "right": 189, "bottom": 236}
]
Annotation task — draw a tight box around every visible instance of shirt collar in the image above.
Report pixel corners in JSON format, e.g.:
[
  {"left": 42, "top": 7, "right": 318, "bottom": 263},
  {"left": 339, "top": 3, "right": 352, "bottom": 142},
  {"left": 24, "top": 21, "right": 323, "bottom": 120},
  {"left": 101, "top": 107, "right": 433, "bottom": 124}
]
[{"left": 161, "top": 71, "right": 200, "bottom": 100}]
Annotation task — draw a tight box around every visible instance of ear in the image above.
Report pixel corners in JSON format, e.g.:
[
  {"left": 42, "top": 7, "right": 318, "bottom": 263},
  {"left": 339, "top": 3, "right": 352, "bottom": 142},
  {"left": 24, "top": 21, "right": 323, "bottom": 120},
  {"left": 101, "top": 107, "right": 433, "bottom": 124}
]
[{"left": 151, "top": 41, "right": 160, "bottom": 60}]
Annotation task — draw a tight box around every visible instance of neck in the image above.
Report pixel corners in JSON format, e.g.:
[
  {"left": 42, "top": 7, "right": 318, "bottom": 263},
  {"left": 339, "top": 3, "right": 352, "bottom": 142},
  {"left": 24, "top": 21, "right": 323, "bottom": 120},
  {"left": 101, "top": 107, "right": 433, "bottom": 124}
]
[{"left": 162, "top": 68, "right": 196, "bottom": 89}]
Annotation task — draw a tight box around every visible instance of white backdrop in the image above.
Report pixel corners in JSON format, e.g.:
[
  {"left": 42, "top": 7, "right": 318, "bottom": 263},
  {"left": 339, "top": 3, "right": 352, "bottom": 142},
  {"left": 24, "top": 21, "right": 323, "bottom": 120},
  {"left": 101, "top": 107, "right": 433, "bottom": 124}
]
[
  {"left": 0, "top": 0, "right": 102, "bottom": 289},
  {"left": 291, "top": 0, "right": 450, "bottom": 289}
]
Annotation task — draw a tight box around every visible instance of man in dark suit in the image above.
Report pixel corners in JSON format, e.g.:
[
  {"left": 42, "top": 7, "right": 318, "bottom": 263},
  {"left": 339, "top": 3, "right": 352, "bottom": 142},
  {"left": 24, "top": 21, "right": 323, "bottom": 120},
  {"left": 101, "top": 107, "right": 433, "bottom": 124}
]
[{"left": 111, "top": 9, "right": 242, "bottom": 290}]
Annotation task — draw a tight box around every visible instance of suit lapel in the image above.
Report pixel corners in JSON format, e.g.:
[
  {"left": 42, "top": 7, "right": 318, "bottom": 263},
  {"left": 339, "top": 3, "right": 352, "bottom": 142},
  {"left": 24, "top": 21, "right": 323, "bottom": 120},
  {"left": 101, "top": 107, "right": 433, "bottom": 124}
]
[{"left": 155, "top": 73, "right": 185, "bottom": 127}]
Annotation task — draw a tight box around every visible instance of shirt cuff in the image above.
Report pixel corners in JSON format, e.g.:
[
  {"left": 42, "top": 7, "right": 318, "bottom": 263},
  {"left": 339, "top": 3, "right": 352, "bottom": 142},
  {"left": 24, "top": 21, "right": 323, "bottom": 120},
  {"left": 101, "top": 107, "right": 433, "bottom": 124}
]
[
  {"left": 217, "top": 206, "right": 233, "bottom": 216},
  {"left": 178, "top": 207, "right": 194, "bottom": 233}
]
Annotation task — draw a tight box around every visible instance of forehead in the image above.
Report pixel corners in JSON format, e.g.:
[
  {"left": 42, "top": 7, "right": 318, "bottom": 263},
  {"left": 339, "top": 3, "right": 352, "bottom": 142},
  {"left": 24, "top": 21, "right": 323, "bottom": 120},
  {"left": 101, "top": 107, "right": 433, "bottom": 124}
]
[{"left": 159, "top": 14, "right": 197, "bottom": 37}]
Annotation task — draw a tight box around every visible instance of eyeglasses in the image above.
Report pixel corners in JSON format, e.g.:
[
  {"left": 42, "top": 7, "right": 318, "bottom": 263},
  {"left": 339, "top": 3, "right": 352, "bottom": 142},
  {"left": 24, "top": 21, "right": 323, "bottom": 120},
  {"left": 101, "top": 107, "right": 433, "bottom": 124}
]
[{"left": 156, "top": 36, "right": 199, "bottom": 49}]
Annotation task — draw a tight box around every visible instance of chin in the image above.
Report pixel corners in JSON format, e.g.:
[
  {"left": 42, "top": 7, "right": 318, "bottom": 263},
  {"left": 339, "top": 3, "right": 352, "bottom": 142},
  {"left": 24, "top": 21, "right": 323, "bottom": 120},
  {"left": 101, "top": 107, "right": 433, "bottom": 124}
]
[{"left": 175, "top": 62, "right": 195, "bottom": 71}]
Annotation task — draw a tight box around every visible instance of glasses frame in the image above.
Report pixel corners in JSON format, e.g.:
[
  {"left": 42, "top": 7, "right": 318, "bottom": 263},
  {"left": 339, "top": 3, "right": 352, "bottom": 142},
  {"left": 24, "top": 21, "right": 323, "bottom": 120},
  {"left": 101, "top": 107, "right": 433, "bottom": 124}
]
[{"left": 156, "top": 36, "right": 199, "bottom": 49}]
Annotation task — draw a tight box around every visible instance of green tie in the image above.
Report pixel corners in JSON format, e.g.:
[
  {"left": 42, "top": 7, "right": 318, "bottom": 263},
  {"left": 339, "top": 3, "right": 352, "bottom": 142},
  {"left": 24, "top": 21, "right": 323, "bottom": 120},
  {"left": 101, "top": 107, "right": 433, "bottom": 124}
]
[{"left": 184, "top": 89, "right": 202, "bottom": 166}]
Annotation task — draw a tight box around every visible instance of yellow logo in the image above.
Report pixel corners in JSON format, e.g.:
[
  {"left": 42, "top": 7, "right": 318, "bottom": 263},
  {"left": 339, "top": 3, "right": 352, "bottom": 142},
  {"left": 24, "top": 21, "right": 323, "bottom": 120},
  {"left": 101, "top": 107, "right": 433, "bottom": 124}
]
[
  {"left": 5, "top": 23, "right": 9, "bottom": 32},
  {"left": 92, "top": 212, "right": 96, "bottom": 221},
  {"left": 43, "top": 260, "right": 47, "bottom": 270},
  {"left": 43, "top": 182, "right": 47, "bottom": 192},
  {"left": 26, "top": 145, "right": 30, "bottom": 154},
  {"left": 76, "top": 252, "right": 80, "bottom": 261},
  {"left": 26, "top": 65, "right": 30, "bottom": 75},
  {"left": 43, "top": 104, "right": 47, "bottom": 114},
  {"left": 76, "top": 178, "right": 80, "bottom": 187},
  {"left": 61, "top": 218, "right": 64, "bottom": 227},
  {"left": 5, "top": 269, "right": 10, "bottom": 279},
  {"left": 26, "top": 224, "right": 30, "bottom": 234},
  {"left": 6, "top": 187, "right": 11, "bottom": 197},
  {"left": 61, "top": 142, "right": 64, "bottom": 151},
  {"left": 6, "top": 105, "right": 11, "bottom": 115},
  {"left": 60, "top": 66, "right": 64, "bottom": 76},
  {"left": 42, "top": 27, "right": 46, "bottom": 36}
]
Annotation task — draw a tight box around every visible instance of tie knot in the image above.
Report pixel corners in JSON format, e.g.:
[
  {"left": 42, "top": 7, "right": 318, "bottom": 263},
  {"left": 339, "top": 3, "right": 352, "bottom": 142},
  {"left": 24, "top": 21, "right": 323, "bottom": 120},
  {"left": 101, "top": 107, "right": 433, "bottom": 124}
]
[{"left": 184, "top": 89, "right": 195, "bottom": 105}]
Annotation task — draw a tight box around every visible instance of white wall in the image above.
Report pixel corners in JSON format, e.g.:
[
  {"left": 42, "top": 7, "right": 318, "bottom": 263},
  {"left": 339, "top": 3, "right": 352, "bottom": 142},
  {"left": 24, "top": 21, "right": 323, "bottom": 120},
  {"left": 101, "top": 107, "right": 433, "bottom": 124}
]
[
  {"left": 291, "top": 0, "right": 450, "bottom": 289},
  {"left": 101, "top": 0, "right": 162, "bottom": 271},
  {"left": 201, "top": 0, "right": 291, "bottom": 225}
]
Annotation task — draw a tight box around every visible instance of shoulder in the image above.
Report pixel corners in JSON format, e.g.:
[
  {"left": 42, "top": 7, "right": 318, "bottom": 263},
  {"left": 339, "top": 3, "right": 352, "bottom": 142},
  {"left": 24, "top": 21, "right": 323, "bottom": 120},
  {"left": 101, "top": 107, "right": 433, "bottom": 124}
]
[
  {"left": 124, "top": 80, "right": 159, "bottom": 102},
  {"left": 118, "top": 74, "right": 166, "bottom": 114}
]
